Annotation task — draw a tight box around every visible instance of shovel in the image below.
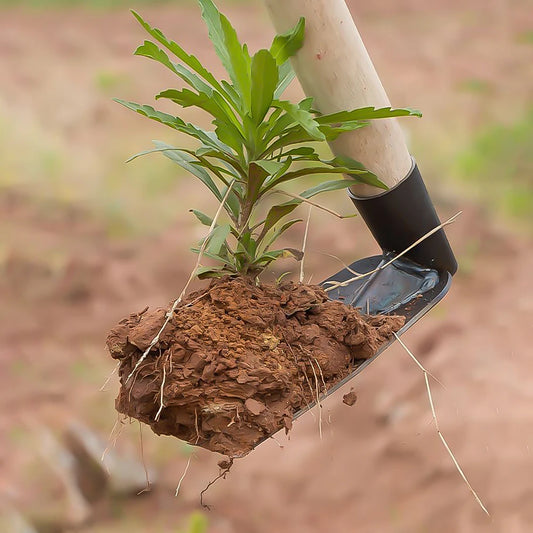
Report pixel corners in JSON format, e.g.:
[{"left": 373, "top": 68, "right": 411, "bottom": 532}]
[{"left": 264, "top": 0, "right": 457, "bottom": 397}]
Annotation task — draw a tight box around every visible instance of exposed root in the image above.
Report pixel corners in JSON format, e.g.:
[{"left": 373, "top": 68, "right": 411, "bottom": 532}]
[
  {"left": 282, "top": 333, "right": 316, "bottom": 420},
  {"left": 300, "top": 206, "right": 312, "bottom": 283},
  {"left": 301, "top": 362, "right": 317, "bottom": 422},
  {"left": 101, "top": 414, "right": 126, "bottom": 466},
  {"left": 313, "top": 356, "right": 328, "bottom": 395},
  {"left": 324, "top": 212, "right": 462, "bottom": 292},
  {"left": 154, "top": 356, "right": 169, "bottom": 422},
  {"left": 175, "top": 456, "right": 193, "bottom": 498},
  {"left": 137, "top": 422, "right": 151, "bottom": 494},
  {"left": 194, "top": 409, "right": 201, "bottom": 442},
  {"left": 308, "top": 358, "right": 323, "bottom": 440},
  {"left": 175, "top": 411, "right": 201, "bottom": 498},
  {"left": 200, "top": 458, "right": 234, "bottom": 510},
  {"left": 272, "top": 188, "right": 356, "bottom": 219},
  {"left": 99, "top": 362, "right": 119, "bottom": 392},
  {"left": 393, "top": 333, "right": 490, "bottom": 516},
  {"left": 318, "top": 251, "right": 363, "bottom": 276}
]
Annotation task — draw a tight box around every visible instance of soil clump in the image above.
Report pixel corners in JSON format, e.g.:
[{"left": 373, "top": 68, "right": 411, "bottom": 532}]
[{"left": 107, "top": 276, "right": 404, "bottom": 457}]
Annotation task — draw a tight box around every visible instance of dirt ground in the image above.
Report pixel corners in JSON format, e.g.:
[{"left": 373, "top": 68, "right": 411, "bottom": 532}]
[{"left": 1, "top": 1, "right": 532, "bottom": 532}]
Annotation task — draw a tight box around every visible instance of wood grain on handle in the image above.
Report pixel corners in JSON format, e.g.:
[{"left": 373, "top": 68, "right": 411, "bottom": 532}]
[{"left": 263, "top": 0, "right": 412, "bottom": 197}]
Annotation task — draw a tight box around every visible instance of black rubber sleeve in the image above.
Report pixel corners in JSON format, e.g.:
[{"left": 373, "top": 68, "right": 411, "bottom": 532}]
[{"left": 349, "top": 162, "right": 458, "bottom": 275}]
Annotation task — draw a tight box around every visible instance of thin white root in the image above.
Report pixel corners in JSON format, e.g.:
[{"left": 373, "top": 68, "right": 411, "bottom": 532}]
[
  {"left": 125, "top": 180, "right": 236, "bottom": 384},
  {"left": 101, "top": 415, "right": 126, "bottom": 465},
  {"left": 175, "top": 456, "right": 193, "bottom": 497},
  {"left": 271, "top": 188, "right": 353, "bottom": 219},
  {"left": 393, "top": 333, "right": 490, "bottom": 516},
  {"left": 324, "top": 212, "right": 462, "bottom": 292},
  {"left": 154, "top": 360, "right": 167, "bottom": 421},
  {"left": 300, "top": 206, "right": 312, "bottom": 283},
  {"left": 100, "top": 362, "right": 119, "bottom": 392},
  {"left": 137, "top": 422, "right": 151, "bottom": 494},
  {"left": 308, "top": 359, "right": 323, "bottom": 439},
  {"left": 175, "top": 412, "right": 201, "bottom": 497},
  {"left": 319, "top": 252, "right": 362, "bottom": 276},
  {"left": 313, "top": 357, "right": 327, "bottom": 395}
]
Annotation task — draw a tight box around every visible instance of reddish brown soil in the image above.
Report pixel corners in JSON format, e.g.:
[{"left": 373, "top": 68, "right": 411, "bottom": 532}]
[
  {"left": 2, "top": 2, "right": 533, "bottom": 531},
  {"left": 107, "top": 277, "right": 403, "bottom": 456}
]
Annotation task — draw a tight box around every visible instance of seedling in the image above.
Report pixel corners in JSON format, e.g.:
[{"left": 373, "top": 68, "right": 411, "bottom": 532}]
[
  {"left": 107, "top": 0, "right": 421, "bottom": 459},
  {"left": 117, "top": 0, "right": 420, "bottom": 280}
]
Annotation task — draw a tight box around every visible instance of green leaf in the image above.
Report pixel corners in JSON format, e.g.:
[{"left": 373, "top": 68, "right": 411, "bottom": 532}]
[
  {"left": 275, "top": 62, "right": 295, "bottom": 97},
  {"left": 114, "top": 98, "right": 240, "bottom": 159},
  {"left": 270, "top": 17, "right": 305, "bottom": 65},
  {"left": 261, "top": 165, "right": 349, "bottom": 193},
  {"left": 252, "top": 247, "right": 303, "bottom": 266},
  {"left": 236, "top": 231, "right": 258, "bottom": 260},
  {"left": 252, "top": 160, "right": 286, "bottom": 175},
  {"left": 131, "top": 11, "right": 229, "bottom": 100},
  {"left": 220, "top": 14, "right": 252, "bottom": 110},
  {"left": 251, "top": 49, "right": 278, "bottom": 124},
  {"left": 299, "top": 97, "right": 314, "bottom": 111},
  {"left": 219, "top": 183, "right": 241, "bottom": 220},
  {"left": 156, "top": 89, "right": 244, "bottom": 141},
  {"left": 260, "top": 109, "right": 297, "bottom": 147},
  {"left": 274, "top": 61, "right": 296, "bottom": 98},
  {"left": 326, "top": 155, "right": 367, "bottom": 172},
  {"left": 206, "top": 224, "right": 231, "bottom": 255},
  {"left": 198, "top": 0, "right": 251, "bottom": 111},
  {"left": 197, "top": 0, "right": 232, "bottom": 72},
  {"left": 152, "top": 141, "right": 222, "bottom": 200},
  {"left": 158, "top": 88, "right": 219, "bottom": 114},
  {"left": 319, "top": 121, "right": 367, "bottom": 141},
  {"left": 114, "top": 99, "right": 185, "bottom": 130},
  {"left": 327, "top": 155, "right": 387, "bottom": 189},
  {"left": 259, "top": 203, "right": 299, "bottom": 240},
  {"left": 135, "top": 40, "right": 181, "bottom": 76},
  {"left": 135, "top": 40, "right": 215, "bottom": 96},
  {"left": 299, "top": 178, "right": 363, "bottom": 199},
  {"left": 213, "top": 119, "right": 245, "bottom": 156},
  {"left": 316, "top": 106, "right": 422, "bottom": 124},
  {"left": 259, "top": 218, "right": 302, "bottom": 251},
  {"left": 282, "top": 147, "right": 316, "bottom": 157},
  {"left": 273, "top": 100, "right": 325, "bottom": 140},
  {"left": 195, "top": 265, "right": 229, "bottom": 279},
  {"left": 191, "top": 247, "right": 229, "bottom": 262},
  {"left": 260, "top": 157, "right": 293, "bottom": 190},
  {"left": 262, "top": 125, "right": 316, "bottom": 157},
  {"left": 247, "top": 162, "right": 269, "bottom": 204},
  {"left": 190, "top": 209, "right": 213, "bottom": 226}
]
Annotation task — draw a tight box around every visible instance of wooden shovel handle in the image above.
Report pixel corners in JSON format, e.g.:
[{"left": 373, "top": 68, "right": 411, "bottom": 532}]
[{"left": 263, "top": 0, "right": 413, "bottom": 197}]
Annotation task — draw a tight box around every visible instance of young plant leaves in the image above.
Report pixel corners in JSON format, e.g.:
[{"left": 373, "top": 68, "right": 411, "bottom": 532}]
[
  {"left": 205, "top": 224, "right": 232, "bottom": 256},
  {"left": 119, "top": 1, "right": 422, "bottom": 280},
  {"left": 131, "top": 10, "right": 229, "bottom": 99},
  {"left": 270, "top": 17, "right": 305, "bottom": 65},
  {"left": 198, "top": 0, "right": 251, "bottom": 112},
  {"left": 273, "top": 100, "right": 325, "bottom": 140},
  {"left": 251, "top": 49, "right": 278, "bottom": 124}
]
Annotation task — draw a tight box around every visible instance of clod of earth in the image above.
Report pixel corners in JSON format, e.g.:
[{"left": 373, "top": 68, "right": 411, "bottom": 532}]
[
  {"left": 107, "top": 277, "right": 404, "bottom": 457},
  {"left": 343, "top": 389, "right": 358, "bottom": 406}
]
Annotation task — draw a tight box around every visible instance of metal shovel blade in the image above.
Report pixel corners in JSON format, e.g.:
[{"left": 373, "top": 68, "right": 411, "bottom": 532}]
[
  {"left": 315, "top": 253, "right": 451, "bottom": 400},
  {"left": 284, "top": 253, "right": 452, "bottom": 424},
  {"left": 290, "top": 162, "right": 457, "bottom": 412}
]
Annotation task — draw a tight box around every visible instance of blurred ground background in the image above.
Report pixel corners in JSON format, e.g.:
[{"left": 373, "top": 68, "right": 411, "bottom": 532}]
[{"left": 0, "top": 0, "right": 532, "bottom": 531}]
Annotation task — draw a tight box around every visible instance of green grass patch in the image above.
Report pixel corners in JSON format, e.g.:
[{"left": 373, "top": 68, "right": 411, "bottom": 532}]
[
  {"left": 454, "top": 108, "right": 533, "bottom": 229},
  {"left": 0, "top": 108, "right": 188, "bottom": 238}
]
